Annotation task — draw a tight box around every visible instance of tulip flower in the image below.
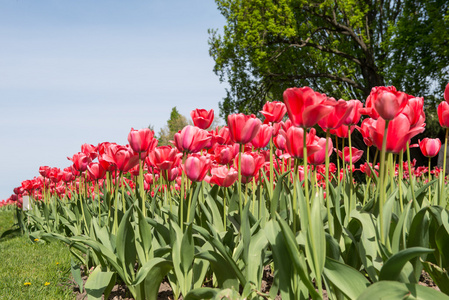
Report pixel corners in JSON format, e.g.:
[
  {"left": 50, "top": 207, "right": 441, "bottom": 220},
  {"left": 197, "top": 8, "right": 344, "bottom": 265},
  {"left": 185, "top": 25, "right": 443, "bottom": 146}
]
[
  {"left": 149, "top": 146, "right": 182, "bottom": 171},
  {"left": 68, "top": 152, "right": 91, "bottom": 172},
  {"left": 356, "top": 118, "right": 375, "bottom": 147},
  {"left": 211, "top": 126, "right": 232, "bottom": 145},
  {"left": 183, "top": 154, "right": 211, "bottom": 182},
  {"left": 81, "top": 143, "right": 98, "bottom": 160},
  {"left": 173, "top": 125, "right": 212, "bottom": 153},
  {"left": 308, "top": 137, "right": 333, "bottom": 166},
  {"left": 318, "top": 98, "right": 351, "bottom": 130},
  {"left": 402, "top": 97, "right": 425, "bottom": 129},
  {"left": 161, "top": 166, "right": 180, "bottom": 182},
  {"left": 234, "top": 151, "right": 265, "bottom": 183},
  {"left": 285, "top": 127, "right": 322, "bottom": 159},
  {"left": 370, "top": 86, "right": 409, "bottom": 120},
  {"left": 190, "top": 109, "right": 214, "bottom": 129},
  {"left": 342, "top": 99, "right": 363, "bottom": 126},
  {"left": 128, "top": 127, "right": 158, "bottom": 157},
  {"left": 368, "top": 114, "right": 425, "bottom": 154},
  {"left": 419, "top": 138, "right": 441, "bottom": 158},
  {"left": 227, "top": 113, "right": 262, "bottom": 144},
  {"left": 260, "top": 101, "right": 287, "bottom": 123},
  {"left": 39, "top": 166, "right": 50, "bottom": 178},
  {"left": 101, "top": 144, "right": 140, "bottom": 173},
  {"left": 438, "top": 101, "right": 449, "bottom": 128},
  {"left": 337, "top": 147, "right": 364, "bottom": 164},
  {"left": 207, "top": 165, "right": 238, "bottom": 187},
  {"left": 213, "top": 144, "right": 239, "bottom": 165},
  {"left": 250, "top": 124, "right": 272, "bottom": 149},
  {"left": 273, "top": 129, "right": 287, "bottom": 151},
  {"left": 329, "top": 124, "right": 354, "bottom": 139},
  {"left": 87, "top": 162, "right": 106, "bottom": 181},
  {"left": 283, "top": 87, "right": 334, "bottom": 128}
]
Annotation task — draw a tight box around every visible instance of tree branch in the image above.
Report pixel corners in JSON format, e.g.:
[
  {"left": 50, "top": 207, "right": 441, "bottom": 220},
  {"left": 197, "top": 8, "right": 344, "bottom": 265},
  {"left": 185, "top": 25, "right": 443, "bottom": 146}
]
[{"left": 267, "top": 72, "right": 369, "bottom": 94}]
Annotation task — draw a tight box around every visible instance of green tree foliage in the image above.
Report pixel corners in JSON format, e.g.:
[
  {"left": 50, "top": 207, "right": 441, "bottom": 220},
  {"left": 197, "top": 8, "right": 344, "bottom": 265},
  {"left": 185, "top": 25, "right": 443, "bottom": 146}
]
[
  {"left": 209, "top": 0, "right": 449, "bottom": 118},
  {"left": 157, "top": 107, "right": 188, "bottom": 146}
]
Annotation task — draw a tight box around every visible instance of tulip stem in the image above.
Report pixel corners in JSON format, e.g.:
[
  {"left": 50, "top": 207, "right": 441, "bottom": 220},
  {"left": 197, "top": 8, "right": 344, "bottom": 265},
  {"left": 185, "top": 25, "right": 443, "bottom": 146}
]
[
  {"left": 429, "top": 157, "right": 433, "bottom": 205},
  {"left": 180, "top": 155, "right": 186, "bottom": 231},
  {"left": 292, "top": 159, "right": 299, "bottom": 231},
  {"left": 441, "top": 128, "right": 449, "bottom": 207},
  {"left": 336, "top": 137, "right": 341, "bottom": 185},
  {"left": 223, "top": 187, "right": 227, "bottom": 229},
  {"left": 348, "top": 127, "right": 354, "bottom": 214},
  {"left": 186, "top": 183, "right": 194, "bottom": 225},
  {"left": 302, "top": 128, "right": 311, "bottom": 226},
  {"left": 325, "top": 130, "right": 333, "bottom": 236},
  {"left": 269, "top": 136, "right": 274, "bottom": 197},
  {"left": 238, "top": 144, "right": 243, "bottom": 216},
  {"left": 398, "top": 150, "right": 404, "bottom": 212},
  {"left": 379, "top": 119, "right": 390, "bottom": 244},
  {"left": 406, "top": 143, "right": 418, "bottom": 212}
]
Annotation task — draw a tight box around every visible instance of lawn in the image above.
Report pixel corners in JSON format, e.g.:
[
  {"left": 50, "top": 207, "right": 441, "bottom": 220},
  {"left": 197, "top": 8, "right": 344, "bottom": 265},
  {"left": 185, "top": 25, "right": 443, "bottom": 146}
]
[{"left": 0, "top": 209, "right": 75, "bottom": 300}]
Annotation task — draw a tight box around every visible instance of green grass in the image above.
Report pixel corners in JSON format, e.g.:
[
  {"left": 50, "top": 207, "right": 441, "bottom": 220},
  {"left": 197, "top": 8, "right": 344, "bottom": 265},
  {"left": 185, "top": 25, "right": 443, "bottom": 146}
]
[{"left": 0, "top": 209, "right": 75, "bottom": 300}]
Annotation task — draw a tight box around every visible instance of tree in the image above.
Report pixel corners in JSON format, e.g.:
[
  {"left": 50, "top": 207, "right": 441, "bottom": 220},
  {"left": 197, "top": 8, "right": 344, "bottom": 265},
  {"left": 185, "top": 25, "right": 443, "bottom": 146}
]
[
  {"left": 157, "top": 107, "right": 189, "bottom": 146},
  {"left": 209, "top": 0, "right": 449, "bottom": 118}
]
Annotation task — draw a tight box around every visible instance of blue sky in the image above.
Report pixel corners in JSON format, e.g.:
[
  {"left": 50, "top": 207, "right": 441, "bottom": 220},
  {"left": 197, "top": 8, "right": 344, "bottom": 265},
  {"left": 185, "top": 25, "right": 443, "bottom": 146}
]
[{"left": 0, "top": 0, "right": 227, "bottom": 200}]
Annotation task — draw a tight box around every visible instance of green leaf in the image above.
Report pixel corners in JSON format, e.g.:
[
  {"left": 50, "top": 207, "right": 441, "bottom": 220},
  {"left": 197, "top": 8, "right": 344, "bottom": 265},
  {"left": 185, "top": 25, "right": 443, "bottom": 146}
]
[
  {"left": 264, "top": 220, "right": 296, "bottom": 300},
  {"left": 133, "top": 258, "right": 173, "bottom": 300},
  {"left": 196, "top": 250, "right": 240, "bottom": 290},
  {"left": 422, "top": 260, "right": 449, "bottom": 296},
  {"left": 356, "top": 281, "right": 449, "bottom": 300},
  {"left": 379, "top": 247, "right": 434, "bottom": 281},
  {"left": 134, "top": 205, "right": 153, "bottom": 264},
  {"left": 71, "top": 258, "right": 84, "bottom": 293},
  {"left": 323, "top": 257, "right": 370, "bottom": 299},
  {"left": 277, "top": 214, "right": 321, "bottom": 299},
  {"left": 116, "top": 206, "right": 136, "bottom": 284},
  {"left": 84, "top": 266, "right": 116, "bottom": 300}
]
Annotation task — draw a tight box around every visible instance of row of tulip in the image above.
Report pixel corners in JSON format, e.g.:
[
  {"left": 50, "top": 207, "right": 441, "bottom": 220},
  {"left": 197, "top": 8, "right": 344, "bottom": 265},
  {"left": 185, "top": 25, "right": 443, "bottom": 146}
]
[{"left": 5, "top": 83, "right": 449, "bottom": 299}]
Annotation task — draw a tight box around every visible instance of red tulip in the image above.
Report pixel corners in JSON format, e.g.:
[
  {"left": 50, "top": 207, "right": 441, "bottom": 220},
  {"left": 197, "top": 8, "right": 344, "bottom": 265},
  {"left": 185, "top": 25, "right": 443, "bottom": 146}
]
[
  {"left": 207, "top": 165, "right": 238, "bottom": 187},
  {"left": 87, "top": 162, "right": 106, "bottom": 180},
  {"left": 211, "top": 126, "right": 232, "bottom": 145},
  {"left": 445, "top": 82, "right": 449, "bottom": 102},
  {"left": 190, "top": 109, "right": 214, "bottom": 129},
  {"left": 402, "top": 97, "right": 425, "bottom": 129},
  {"left": 285, "top": 127, "right": 322, "bottom": 159},
  {"left": 438, "top": 101, "right": 449, "bottom": 128},
  {"left": 149, "top": 146, "right": 182, "bottom": 170},
  {"left": 183, "top": 154, "right": 211, "bottom": 182},
  {"left": 368, "top": 114, "right": 425, "bottom": 154},
  {"left": 329, "top": 124, "right": 354, "bottom": 139},
  {"left": 173, "top": 125, "right": 212, "bottom": 153},
  {"left": 260, "top": 101, "right": 287, "bottom": 123},
  {"left": 318, "top": 98, "right": 351, "bottom": 130},
  {"left": 68, "top": 152, "right": 91, "bottom": 172},
  {"left": 273, "top": 129, "right": 287, "bottom": 151},
  {"left": 342, "top": 99, "right": 363, "bottom": 126},
  {"left": 161, "top": 166, "right": 180, "bottom": 182},
  {"left": 337, "top": 147, "right": 364, "bottom": 164},
  {"left": 101, "top": 144, "right": 140, "bottom": 173},
  {"left": 213, "top": 144, "right": 239, "bottom": 165},
  {"left": 308, "top": 137, "right": 333, "bottom": 166},
  {"left": 356, "top": 118, "right": 375, "bottom": 147},
  {"left": 364, "top": 86, "right": 409, "bottom": 120},
  {"left": 250, "top": 124, "right": 272, "bottom": 149},
  {"left": 419, "top": 138, "right": 441, "bottom": 158},
  {"left": 234, "top": 151, "right": 265, "bottom": 181},
  {"left": 227, "top": 113, "right": 262, "bottom": 144},
  {"left": 81, "top": 143, "right": 98, "bottom": 160},
  {"left": 128, "top": 127, "right": 158, "bottom": 157},
  {"left": 283, "top": 87, "right": 334, "bottom": 128},
  {"left": 39, "top": 166, "right": 50, "bottom": 178}
]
